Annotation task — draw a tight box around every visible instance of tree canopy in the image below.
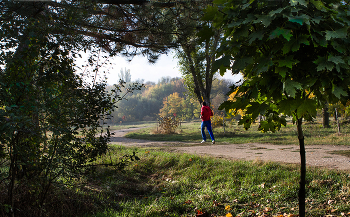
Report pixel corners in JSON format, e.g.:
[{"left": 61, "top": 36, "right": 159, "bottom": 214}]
[
  {"left": 206, "top": 0, "right": 350, "bottom": 216},
  {"left": 1, "top": 0, "right": 212, "bottom": 62},
  {"left": 211, "top": 0, "right": 350, "bottom": 127}
]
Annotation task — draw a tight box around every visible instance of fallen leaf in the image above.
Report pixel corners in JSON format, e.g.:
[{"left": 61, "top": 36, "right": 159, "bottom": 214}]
[
  {"left": 184, "top": 200, "right": 192, "bottom": 204},
  {"left": 264, "top": 207, "right": 273, "bottom": 212},
  {"left": 226, "top": 213, "right": 233, "bottom": 217},
  {"left": 328, "top": 200, "right": 335, "bottom": 205}
]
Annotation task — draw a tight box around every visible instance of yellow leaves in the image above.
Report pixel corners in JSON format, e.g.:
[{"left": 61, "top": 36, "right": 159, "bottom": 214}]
[
  {"left": 225, "top": 205, "right": 231, "bottom": 211},
  {"left": 211, "top": 115, "right": 224, "bottom": 127},
  {"left": 159, "top": 92, "right": 185, "bottom": 117},
  {"left": 227, "top": 87, "right": 245, "bottom": 117},
  {"left": 226, "top": 213, "right": 233, "bottom": 217},
  {"left": 274, "top": 214, "right": 296, "bottom": 217},
  {"left": 157, "top": 116, "right": 179, "bottom": 134}
]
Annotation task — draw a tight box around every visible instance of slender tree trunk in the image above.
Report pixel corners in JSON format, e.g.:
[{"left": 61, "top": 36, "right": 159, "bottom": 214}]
[
  {"left": 335, "top": 108, "right": 341, "bottom": 134},
  {"left": 323, "top": 103, "right": 330, "bottom": 128},
  {"left": 297, "top": 118, "right": 306, "bottom": 217}
]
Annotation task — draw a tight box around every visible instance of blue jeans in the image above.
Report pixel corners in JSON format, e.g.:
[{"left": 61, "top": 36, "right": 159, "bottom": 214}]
[{"left": 201, "top": 120, "right": 215, "bottom": 141}]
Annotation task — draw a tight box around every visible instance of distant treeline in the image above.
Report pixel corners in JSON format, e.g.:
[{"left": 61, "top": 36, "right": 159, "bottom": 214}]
[{"left": 105, "top": 76, "right": 233, "bottom": 123}]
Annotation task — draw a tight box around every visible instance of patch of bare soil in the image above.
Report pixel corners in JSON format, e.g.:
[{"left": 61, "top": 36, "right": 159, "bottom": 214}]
[{"left": 110, "top": 128, "right": 350, "bottom": 171}]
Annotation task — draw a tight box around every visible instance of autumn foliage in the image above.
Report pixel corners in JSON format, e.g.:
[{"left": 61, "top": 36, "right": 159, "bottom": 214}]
[{"left": 157, "top": 115, "right": 179, "bottom": 134}]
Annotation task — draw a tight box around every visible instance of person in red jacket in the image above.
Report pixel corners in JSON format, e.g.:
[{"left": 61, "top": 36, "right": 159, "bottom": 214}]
[{"left": 200, "top": 101, "right": 215, "bottom": 144}]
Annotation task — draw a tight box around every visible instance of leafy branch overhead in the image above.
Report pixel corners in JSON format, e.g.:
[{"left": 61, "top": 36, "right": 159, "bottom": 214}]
[
  {"left": 210, "top": 0, "right": 350, "bottom": 125},
  {"left": 208, "top": 1, "right": 350, "bottom": 216}
]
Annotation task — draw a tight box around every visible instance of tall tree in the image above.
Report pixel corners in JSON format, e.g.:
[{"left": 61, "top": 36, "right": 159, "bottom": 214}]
[
  {"left": 0, "top": 1, "right": 144, "bottom": 215},
  {"left": 2, "top": 0, "right": 207, "bottom": 63},
  {"left": 159, "top": 92, "right": 185, "bottom": 117},
  {"left": 207, "top": 0, "right": 350, "bottom": 216},
  {"left": 176, "top": 21, "right": 223, "bottom": 105},
  {"left": 118, "top": 67, "right": 132, "bottom": 82}
]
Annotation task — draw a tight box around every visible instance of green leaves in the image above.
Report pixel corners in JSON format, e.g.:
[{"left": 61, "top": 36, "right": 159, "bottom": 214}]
[
  {"left": 211, "top": 0, "right": 350, "bottom": 134},
  {"left": 332, "top": 85, "right": 348, "bottom": 99},
  {"left": 197, "top": 25, "right": 215, "bottom": 43},
  {"left": 310, "top": 0, "right": 327, "bottom": 11},
  {"left": 254, "top": 15, "right": 273, "bottom": 27},
  {"left": 313, "top": 56, "right": 342, "bottom": 72},
  {"left": 258, "top": 114, "right": 286, "bottom": 133},
  {"left": 270, "top": 28, "right": 293, "bottom": 41},
  {"left": 284, "top": 79, "right": 302, "bottom": 98},
  {"left": 282, "top": 35, "right": 310, "bottom": 54},
  {"left": 325, "top": 28, "right": 348, "bottom": 40},
  {"left": 213, "top": 55, "right": 231, "bottom": 76},
  {"left": 291, "top": 0, "right": 308, "bottom": 6},
  {"left": 296, "top": 99, "right": 317, "bottom": 119},
  {"left": 276, "top": 56, "right": 299, "bottom": 69}
]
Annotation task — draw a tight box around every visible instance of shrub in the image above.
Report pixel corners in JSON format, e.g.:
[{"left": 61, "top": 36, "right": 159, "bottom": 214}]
[
  {"left": 211, "top": 115, "right": 224, "bottom": 128},
  {"left": 158, "top": 116, "right": 179, "bottom": 134}
]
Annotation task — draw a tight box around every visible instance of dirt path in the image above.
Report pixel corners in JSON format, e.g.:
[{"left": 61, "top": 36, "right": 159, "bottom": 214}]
[{"left": 110, "top": 128, "right": 350, "bottom": 171}]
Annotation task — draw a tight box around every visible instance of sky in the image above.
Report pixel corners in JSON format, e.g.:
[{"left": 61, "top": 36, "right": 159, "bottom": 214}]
[{"left": 76, "top": 51, "right": 242, "bottom": 85}]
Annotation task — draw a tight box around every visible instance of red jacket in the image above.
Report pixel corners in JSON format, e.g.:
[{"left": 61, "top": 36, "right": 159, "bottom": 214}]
[{"left": 201, "top": 105, "right": 213, "bottom": 121}]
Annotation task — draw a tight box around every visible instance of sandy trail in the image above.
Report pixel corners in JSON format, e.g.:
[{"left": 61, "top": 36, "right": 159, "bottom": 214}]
[{"left": 109, "top": 128, "right": 350, "bottom": 171}]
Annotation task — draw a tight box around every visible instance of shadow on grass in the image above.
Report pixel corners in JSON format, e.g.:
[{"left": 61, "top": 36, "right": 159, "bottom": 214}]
[
  {"left": 127, "top": 128, "right": 296, "bottom": 144},
  {"left": 328, "top": 150, "right": 350, "bottom": 158}
]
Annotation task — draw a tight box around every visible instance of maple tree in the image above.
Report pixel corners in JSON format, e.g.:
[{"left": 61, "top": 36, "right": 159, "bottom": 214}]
[
  {"left": 159, "top": 92, "right": 185, "bottom": 117},
  {"left": 205, "top": 0, "right": 350, "bottom": 216}
]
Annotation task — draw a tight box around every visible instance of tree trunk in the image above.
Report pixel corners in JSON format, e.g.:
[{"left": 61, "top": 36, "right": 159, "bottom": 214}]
[
  {"left": 323, "top": 103, "right": 330, "bottom": 128},
  {"left": 297, "top": 118, "right": 306, "bottom": 217},
  {"left": 335, "top": 108, "right": 341, "bottom": 134},
  {"left": 184, "top": 48, "right": 204, "bottom": 104}
]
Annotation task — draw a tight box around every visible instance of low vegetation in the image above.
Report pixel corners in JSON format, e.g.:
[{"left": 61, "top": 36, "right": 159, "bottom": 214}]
[
  {"left": 89, "top": 146, "right": 350, "bottom": 217},
  {"left": 3, "top": 145, "right": 347, "bottom": 217},
  {"left": 2, "top": 120, "right": 350, "bottom": 216},
  {"left": 126, "top": 118, "right": 350, "bottom": 147}
]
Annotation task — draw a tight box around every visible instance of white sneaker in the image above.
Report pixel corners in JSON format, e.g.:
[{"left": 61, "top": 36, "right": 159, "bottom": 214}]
[
  {"left": 212, "top": 140, "right": 215, "bottom": 144},
  {"left": 201, "top": 140, "right": 206, "bottom": 143}
]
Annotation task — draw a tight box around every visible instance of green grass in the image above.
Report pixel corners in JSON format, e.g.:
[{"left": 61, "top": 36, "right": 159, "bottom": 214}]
[
  {"left": 4, "top": 119, "right": 350, "bottom": 216},
  {"left": 125, "top": 119, "right": 350, "bottom": 146},
  {"left": 84, "top": 145, "right": 350, "bottom": 217},
  {"left": 106, "top": 121, "right": 157, "bottom": 131},
  {"left": 4, "top": 144, "right": 349, "bottom": 216},
  {"left": 328, "top": 150, "right": 350, "bottom": 158}
]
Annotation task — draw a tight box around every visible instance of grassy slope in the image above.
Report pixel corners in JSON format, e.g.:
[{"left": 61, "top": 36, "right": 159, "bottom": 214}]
[{"left": 89, "top": 145, "right": 350, "bottom": 217}]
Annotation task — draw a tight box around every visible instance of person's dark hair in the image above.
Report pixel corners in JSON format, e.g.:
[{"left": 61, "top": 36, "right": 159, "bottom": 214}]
[{"left": 202, "top": 101, "right": 207, "bottom": 106}]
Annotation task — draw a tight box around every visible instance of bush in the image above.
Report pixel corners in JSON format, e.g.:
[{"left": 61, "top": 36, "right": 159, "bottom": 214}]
[
  {"left": 158, "top": 116, "right": 179, "bottom": 134},
  {"left": 211, "top": 115, "right": 224, "bottom": 128}
]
